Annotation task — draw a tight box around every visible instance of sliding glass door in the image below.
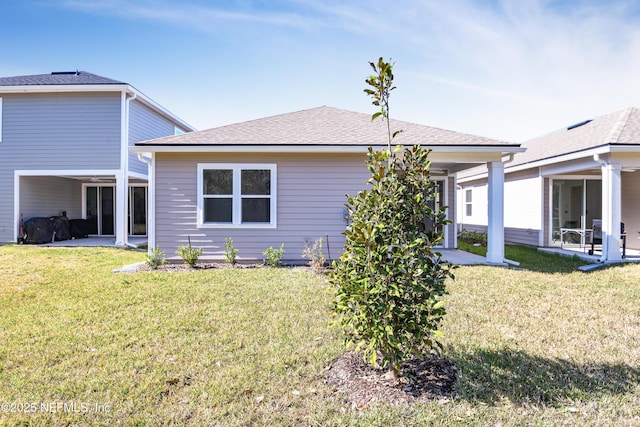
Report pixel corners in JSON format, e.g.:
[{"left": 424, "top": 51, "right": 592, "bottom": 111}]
[
  {"left": 551, "top": 179, "right": 601, "bottom": 244},
  {"left": 85, "top": 186, "right": 115, "bottom": 236},
  {"left": 129, "top": 186, "right": 147, "bottom": 236}
]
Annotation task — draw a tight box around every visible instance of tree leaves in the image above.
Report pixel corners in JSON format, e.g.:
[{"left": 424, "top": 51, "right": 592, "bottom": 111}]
[{"left": 330, "top": 145, "right": 455, "bottom": 374}]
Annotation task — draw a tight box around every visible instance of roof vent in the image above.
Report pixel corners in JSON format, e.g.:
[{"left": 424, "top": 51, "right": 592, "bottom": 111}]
[
  {"left": 51, "top": 70, "right": 81, "bottom": 76},
  {"left": 567, "top": 119, "right": 592, "bottom": 130}
]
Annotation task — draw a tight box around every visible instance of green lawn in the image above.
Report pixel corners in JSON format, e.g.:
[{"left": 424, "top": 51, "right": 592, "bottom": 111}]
[{"left": 0, "top": 245, "right": 639, "bottom": 425}]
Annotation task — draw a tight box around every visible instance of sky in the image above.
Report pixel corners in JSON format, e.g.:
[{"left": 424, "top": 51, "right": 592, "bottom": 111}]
[{"left": 2, "top": 0, "right": 640, "bottom": 142}]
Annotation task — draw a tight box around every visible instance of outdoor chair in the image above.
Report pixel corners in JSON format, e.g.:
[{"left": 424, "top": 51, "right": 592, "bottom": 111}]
[{"left": 588, "top": 219, "right": 626, "bottom": 258}]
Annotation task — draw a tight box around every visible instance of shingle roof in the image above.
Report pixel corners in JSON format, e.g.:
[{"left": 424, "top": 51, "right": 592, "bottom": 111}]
[
  {"left": 0, "top": 71, "right": 126, "bottom": 86},
  {"left": 136, "top": 106, "right": 516, "bottom": 148},
  {"left": 509, "top": 107, "right": 640, "bottom": 168}
]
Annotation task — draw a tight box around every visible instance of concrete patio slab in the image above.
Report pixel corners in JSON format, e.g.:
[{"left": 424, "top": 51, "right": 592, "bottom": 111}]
[{"left": 438, "top": 249, "right": 487, "bottom": 265}]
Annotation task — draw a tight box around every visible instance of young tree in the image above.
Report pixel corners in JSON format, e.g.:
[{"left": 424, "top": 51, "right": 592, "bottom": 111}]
[{"left": 330, "top": 58, "right": 454, "bottom": 380}]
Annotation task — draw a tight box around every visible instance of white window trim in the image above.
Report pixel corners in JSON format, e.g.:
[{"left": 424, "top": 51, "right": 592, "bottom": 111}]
[
  {"left": 465, "top": 188, "right": 473, "bottom": 217},
  {"left": 197, "top": 163, "right": 277, "bottom": 229}
]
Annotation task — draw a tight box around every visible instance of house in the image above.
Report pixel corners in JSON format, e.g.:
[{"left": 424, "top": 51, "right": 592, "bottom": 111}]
[
  {"left": 131, "top": 106, "right": 523, "bottom": 264},
  {"left": 457, "top": 107, "right": 640, "bottom": 262},
  {"left": 0, "top": 71, "right": 194, "bottom": 246}
]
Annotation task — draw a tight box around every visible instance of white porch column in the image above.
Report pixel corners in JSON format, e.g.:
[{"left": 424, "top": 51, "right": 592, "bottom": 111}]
[
  {"left": 486, "top": 161, "right": 505, "bottom": 264},
  {"left": 600, "top": 162, "right": 622, "bottom": 262},
  {"left": 115, "top": 172, "right": 127, "bottom": 247}
]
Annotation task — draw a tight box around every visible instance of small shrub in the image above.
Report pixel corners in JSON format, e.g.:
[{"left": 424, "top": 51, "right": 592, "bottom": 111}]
[
  {"left": 146, "top": 246, "right": 167, "bottom": 269},
  {"left": 176, "top": 236, "right": 202, "bottom": 268},
  {"left": 302, "top": 237, "right": 326, "bottom": 272},
  {"left": 458, "top": 229, "right": 488, "bottom": 246},
  {"left": 263, "top": 243, "right": 285, "bottom": 267},
  {"left": 224, "top": 237, "right": 239, "bottom": 266}
]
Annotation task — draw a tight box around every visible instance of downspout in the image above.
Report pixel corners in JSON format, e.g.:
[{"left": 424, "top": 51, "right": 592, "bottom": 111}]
[
  {"left": 119, "top": 91, "right": 137, "bottom": 248},
  {"left": 137, "top": 152, "right": 154, "bottom": 254}
]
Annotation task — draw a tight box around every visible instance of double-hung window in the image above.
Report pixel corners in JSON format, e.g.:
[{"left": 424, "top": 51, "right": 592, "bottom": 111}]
[
  {"left": 197, "top": 163, "right": 277, "bottom": 228},
  {"left": 465, "top": 189, "right": 472, "bottom": 217}
]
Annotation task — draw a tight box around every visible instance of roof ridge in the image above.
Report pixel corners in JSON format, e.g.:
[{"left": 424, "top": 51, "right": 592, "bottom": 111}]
[{"left": 605, "top": 107, "right": 634, "bottom": 143}]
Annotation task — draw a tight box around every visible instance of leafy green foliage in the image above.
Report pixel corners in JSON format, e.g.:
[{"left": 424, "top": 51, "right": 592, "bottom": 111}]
[
  {"left": 176, "top": 236, "right": 202, "bottom": 268},
  {"left": 145, "top": 245, "right": 167, "bottom": 269},
  {"left": 364, "top": 57, "right": 403, "bottom": 150},
  {"left": 330, "top": 145, "right": 455, "bottom": 374},
  {"left": 263, "top": 243, "right": 285, "bottom": 267},
  {"left": 224, "top": 237, "right": 239, "bottom": 266},
  {"left": 458, "top": 229, "right": 488, "bottom": 246}
]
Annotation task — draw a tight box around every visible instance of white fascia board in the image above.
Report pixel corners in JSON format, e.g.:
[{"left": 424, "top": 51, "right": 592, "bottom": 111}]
[
  {"left": 0, "top": 84, "right": 130, "bottom": 94},
  {"left": 458, "top": 144, "right": 623, "bottom": 183},
  {"left": 506, "top": 145, "right": 616, "bottom": 174},
  {"left": 15, "top": 169, "right": 121, "bottom": 176},
  {"left": 129, "top": 144, "right": 522, "bottom": 156}
]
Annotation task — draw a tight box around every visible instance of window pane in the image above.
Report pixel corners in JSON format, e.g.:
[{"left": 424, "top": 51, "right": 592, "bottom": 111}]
[
  {"left": 242, "top": 198, "right": 270, "bottom": 223},
  {"left": 204, "top": 169, "right": 232, "bottom": 195},
  {"left": 241, "top": 170, "right": 271, "bottom": 195},
  {"left": 465, "top": 189, "right": 472, "bottom": 203},
  {"left": 204, "top": 198, "right": 232, "bottom": 222}
]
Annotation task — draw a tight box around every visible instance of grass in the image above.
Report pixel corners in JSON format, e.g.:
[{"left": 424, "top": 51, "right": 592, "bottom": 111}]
[
  {"left": 0, "top": 245, "right": 639, "bottom": 425},
  {"left": 457, "top": 241, "right": 589, "bottom": 272}
]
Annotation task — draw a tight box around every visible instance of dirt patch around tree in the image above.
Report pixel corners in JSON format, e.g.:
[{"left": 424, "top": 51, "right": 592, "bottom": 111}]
[{"left": 325, "top": 351, "right": 457, "bottom": 409}]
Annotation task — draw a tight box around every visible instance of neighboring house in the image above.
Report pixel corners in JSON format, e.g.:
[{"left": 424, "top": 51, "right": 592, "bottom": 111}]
[
  {"left": 458, "top": 107, "right": 640, "bottom": 262},
  {"left": 132, "top": 106, "right": 523, "bottom": 264},
  {"left": 0, "top": 71, "right": 194, "bottom": 246}
]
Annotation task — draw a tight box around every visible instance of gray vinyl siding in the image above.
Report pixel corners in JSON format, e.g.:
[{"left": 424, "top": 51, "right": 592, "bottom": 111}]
[
  {"left": 128, "top": 100, "right": 180, "bottom": 176},
  {"left": 0, "top": 93, "right": 121, "bottom": 242},
  {"left": 154, "top": 153, "right": 459, "bottom": 262},
  {"left": 20, "top": 176, "right": 82, "bottom": 220},
  {"left": 504, "top": 227, "right": 540, "bottom": 246},
  {"left": 1, "top": 93, "right": 121, "bottom": 168},
  {"left": 0, "top": 170, "right": 13, "bottom": 241}
]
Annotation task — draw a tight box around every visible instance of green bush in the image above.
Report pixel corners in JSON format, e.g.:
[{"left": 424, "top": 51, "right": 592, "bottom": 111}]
[
  {"left": 145, "top": 246, "right": 167, "bottom": 269},
  {"left": 458, "top": 229, "right": 488, "bottom": 246},
  {"left": 224, "top": 237, "right": 239, "bottom": 266},
  {"left": 263, "top": 243, "right": 284, "bottom": 267},
  {"left": 176, "top": 236, "right": 202, "bottom": 268},
  {"left": 330, "top": 145, "right": 454, "bottom": 377}
]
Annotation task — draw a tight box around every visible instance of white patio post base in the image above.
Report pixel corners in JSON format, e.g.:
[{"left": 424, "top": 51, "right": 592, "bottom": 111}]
[{"left": 486, "top": 161, "right": 505, "bottom": 264}]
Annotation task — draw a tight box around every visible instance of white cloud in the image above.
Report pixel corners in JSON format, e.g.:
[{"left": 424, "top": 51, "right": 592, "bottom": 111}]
[{"left": 56, "top": 0, "right": 640, "bottom": 141}]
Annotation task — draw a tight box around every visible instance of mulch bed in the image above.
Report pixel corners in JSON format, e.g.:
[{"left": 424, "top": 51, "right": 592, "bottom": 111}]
[
  {"left": 325, "top": 351, "right": 457, "bottom": 409},
  {"left": 136, "top": 262, "right": 262, "bottom": 272}
]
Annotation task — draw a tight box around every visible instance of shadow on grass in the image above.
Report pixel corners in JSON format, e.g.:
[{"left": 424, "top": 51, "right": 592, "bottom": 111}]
[{"left": 450, "top": 348, "right": 640, "bottom": 406}]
